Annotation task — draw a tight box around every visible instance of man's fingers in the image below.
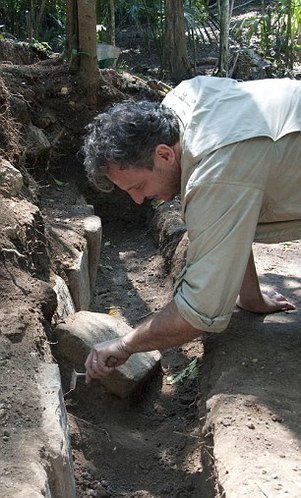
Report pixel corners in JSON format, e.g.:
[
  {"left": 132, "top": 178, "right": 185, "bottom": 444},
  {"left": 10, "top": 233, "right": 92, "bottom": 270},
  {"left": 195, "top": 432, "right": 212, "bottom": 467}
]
[
  {"left": 86, "top": 353, "right": 117, "bottom": 380},
  {"left": 84, "top": 338, "right": 131, "bottom": 381}
]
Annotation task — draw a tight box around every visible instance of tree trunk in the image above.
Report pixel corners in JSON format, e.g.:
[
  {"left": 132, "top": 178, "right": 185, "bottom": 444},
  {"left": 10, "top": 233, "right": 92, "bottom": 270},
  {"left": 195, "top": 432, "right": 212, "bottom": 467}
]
[
  {"left": 36, "top": 0, "right": 47, "bottom": 38},
  {"left": 65, "top": 0, "right": 99, "bottom": 103},
  {"left": 163, "top": 0, "right": 191, "bottom": 83},
  {"left": 218, "top": 0, "right": 234, "bottom": 76},
  {"left": 109, "top": 0, "right": 116, "bottom": 46},
  {"left": 65, "top": 0, "right": 79, "bottom": 68}
]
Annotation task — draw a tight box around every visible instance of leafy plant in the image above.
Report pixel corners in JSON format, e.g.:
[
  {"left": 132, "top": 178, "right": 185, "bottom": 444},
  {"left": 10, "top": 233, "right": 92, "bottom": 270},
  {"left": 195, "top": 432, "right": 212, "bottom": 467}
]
[
  {"left": 109, "top": 0, "right": 219, "bottom": 75},
  {"left": 30, "top": 38, "right": 52, "bottom": 52},
  {"left": 184, "top": 1, "right": 219, "bottom": 72},
  {"left": 184, "top": 3, "right": 219, "bottom": 45},
  {"left": 232, "top": 0, "right": 301, "bottom": 75},
  {"left": 0, "top": 1, "right": 65, "bottom": 40},
  {"left": 166, "top": 357, "right": 199, "bottom": 384}
]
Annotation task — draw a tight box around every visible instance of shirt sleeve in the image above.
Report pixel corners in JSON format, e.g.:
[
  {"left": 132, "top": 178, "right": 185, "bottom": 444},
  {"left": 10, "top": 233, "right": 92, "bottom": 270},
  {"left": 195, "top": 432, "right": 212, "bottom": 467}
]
[{"left": 173, "top": 179, "right": 264, "bottom": 332}]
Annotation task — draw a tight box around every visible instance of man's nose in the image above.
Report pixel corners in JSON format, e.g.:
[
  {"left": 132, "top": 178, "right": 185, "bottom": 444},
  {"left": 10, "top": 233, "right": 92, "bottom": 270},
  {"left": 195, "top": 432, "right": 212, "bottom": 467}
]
[{"left": 129, "top": 191, "right": 145, "bottom": 204}]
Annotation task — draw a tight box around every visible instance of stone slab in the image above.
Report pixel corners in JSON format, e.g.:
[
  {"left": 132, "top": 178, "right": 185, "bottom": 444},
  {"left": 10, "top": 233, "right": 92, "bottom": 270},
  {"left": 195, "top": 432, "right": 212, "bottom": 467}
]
[
  {"left": 54, "top": 311, "right": 161, "bottom": 398},
  {"left": 38, "top": 363, "right": 76, "bottom": 498},
  {"left": 0, "top": 363, "right": 76, "bottom": 498}
]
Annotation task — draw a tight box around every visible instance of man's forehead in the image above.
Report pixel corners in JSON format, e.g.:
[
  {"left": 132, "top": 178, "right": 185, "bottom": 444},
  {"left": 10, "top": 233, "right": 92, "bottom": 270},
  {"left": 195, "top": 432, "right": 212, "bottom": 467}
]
[{"left": 107, "top": 165, "right": 147, "bottom": 189}]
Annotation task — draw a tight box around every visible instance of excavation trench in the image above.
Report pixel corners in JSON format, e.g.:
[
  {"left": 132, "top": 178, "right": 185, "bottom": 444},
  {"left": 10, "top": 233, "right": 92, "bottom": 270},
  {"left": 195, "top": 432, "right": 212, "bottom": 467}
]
[
  {"left": 59, "top": 194, "right": 214, "bottom": 498},
  {"left": 47, "top": 183, "right": 301, "bottom": 498}
]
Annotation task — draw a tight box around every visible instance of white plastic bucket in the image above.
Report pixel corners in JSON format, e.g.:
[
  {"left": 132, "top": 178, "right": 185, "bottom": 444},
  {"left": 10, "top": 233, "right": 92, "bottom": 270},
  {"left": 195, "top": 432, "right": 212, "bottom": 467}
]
[{"left": 96, "top": 43, "right": 121, "bottom": 68}]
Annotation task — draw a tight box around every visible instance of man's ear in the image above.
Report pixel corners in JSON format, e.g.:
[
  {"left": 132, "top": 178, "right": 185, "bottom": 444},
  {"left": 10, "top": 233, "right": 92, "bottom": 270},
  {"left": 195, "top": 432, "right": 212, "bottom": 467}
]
[{"left": 154, "top": 144, "right": 175, "bottom": 164}]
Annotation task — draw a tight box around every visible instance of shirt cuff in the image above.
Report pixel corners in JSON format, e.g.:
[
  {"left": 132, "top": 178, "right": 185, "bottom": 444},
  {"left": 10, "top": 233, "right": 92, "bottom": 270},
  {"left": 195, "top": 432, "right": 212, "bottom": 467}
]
[{"left": 174, "top": 292, "right": 232, "bottom": 333}]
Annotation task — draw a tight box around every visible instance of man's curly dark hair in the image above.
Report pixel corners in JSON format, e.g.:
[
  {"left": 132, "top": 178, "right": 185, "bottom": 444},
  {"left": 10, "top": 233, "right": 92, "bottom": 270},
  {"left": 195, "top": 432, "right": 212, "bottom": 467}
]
[{"left": 83, "top": 99, "right": 180, "bottom": 192}]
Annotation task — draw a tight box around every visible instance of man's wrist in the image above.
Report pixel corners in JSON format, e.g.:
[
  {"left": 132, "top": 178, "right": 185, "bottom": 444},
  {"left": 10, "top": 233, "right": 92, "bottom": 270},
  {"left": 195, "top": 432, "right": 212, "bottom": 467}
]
[{"left": 119, "top": 336, "right": 133, "bottom": 356}]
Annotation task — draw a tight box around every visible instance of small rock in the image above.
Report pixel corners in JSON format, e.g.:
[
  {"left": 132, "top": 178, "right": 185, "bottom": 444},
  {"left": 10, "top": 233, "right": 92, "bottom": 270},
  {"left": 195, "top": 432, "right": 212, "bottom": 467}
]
[
  {"left": 271, "top": 414, "right": 282, "bottom": 423},
  {"left": 246, "top": 422, "right": 255, "bottom": 429},
  {"left": 0, "top": 159, "right": 23, "bottom": 197},
  {"left": 85, "top": 489, "right": 97, "bottom": 497},
  {"left": 100, "top": 479, "right": 109, "bottom": 489}
]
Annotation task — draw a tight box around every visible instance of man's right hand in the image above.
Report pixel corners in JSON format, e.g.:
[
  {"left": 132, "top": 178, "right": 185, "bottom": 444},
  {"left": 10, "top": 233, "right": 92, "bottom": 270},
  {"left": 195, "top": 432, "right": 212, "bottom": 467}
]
[{"left": 85, "top": 338, "right": 131, "bottom": 383}]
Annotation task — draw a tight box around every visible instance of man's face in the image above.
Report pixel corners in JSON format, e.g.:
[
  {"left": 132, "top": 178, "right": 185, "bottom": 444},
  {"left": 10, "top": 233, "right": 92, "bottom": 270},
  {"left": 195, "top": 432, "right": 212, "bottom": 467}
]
[{"left": 106, "top": 144, "right": 181, "bottom": 204}]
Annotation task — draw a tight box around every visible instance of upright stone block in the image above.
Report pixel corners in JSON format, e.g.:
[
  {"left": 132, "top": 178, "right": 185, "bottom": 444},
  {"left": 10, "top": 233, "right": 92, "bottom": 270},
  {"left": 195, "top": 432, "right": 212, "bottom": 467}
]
[
  {"left": 65, "top": 244, "right": 91, "bottom": 311},
  {"left": 83, "top": 215, "right": 102, "bottom": 296},
  {"left": 52, "top": 275, "right": 76, "bottom": 323}
]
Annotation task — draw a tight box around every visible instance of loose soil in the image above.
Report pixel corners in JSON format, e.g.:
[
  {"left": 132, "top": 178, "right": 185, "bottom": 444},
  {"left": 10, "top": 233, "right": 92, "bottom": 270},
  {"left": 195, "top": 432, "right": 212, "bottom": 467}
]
[{"left": 64, "top": 200, "right": 206, "bottom": 498}]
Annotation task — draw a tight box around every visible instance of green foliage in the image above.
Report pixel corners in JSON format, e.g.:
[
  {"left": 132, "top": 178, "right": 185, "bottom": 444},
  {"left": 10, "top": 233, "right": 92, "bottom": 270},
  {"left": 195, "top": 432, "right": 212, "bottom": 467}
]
[
  {"left": 112, "top": 0, "right": 166, "bottom": 63},
  {"left": 0, "top": 24, "right": 5, "bottom": 41},
  {"left": 2, "top": 0, "right": 299, "bottom": 78},
  {"left": 184, "top": 3, "right": 219, "bottom": 45},
  {"left": 0, "top": 0, "right": 65, "bottom": 51},
  {"left": 232, "top": 0, "right": 301, "bottom": 75},
  {"left": 30, "top": 38, "right": 52, "bottom": 52},
  {"left": 100, "top": 0, "right": 219, "bottom": 74},
  {"left": 291, "top": 0, "right": 301, "bottom": 51},
  {"left": 166, "top": 358, "right": 199, "bottom": 385}
]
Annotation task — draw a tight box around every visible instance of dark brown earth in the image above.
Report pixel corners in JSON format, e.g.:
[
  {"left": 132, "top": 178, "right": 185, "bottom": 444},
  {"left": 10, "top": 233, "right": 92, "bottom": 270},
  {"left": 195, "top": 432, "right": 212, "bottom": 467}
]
[
  {"left": 65, "top": 201, "right": 206, "bottom": 497},
  {"left": 0, "top": 4, "right": 301, "bottom": 496}
]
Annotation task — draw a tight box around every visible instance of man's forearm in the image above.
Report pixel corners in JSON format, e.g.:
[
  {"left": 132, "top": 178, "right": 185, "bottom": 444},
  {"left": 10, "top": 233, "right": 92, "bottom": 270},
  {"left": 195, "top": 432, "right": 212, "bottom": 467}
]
[
  {"left": 122, "top": 300, "right": 204, "bottom": 353},
  {"left": 85, "top": 300, "right": 204, "bottom": 380}
]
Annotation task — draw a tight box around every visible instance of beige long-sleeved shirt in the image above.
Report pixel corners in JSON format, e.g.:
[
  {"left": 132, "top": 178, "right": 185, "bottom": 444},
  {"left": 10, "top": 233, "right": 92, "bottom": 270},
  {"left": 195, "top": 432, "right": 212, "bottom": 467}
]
[{"left": 163, "top": 76, "right": 301, "bottom": 332}]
